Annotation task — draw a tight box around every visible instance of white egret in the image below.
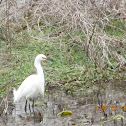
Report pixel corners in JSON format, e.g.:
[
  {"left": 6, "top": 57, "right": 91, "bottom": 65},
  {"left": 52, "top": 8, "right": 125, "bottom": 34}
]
[{"left": 13, "top": 54, "right": 53, "bottom": 112}]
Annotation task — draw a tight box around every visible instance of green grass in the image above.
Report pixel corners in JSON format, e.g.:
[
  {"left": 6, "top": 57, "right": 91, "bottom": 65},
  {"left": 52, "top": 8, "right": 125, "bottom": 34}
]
[
  {"left": 0, "top": 19, "right": 126, "bottom": 97},
  {"left": 104, "top": 19, "right": 125, "bottom": 36},
  {"left": 0, "top": 30, "right": 88, "bottom": 96}
]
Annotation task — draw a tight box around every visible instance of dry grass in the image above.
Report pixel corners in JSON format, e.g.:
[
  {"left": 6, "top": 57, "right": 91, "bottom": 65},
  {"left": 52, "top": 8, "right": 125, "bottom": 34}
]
[{"left": 0, "top": 0, "right": 126, "bottom": 68}]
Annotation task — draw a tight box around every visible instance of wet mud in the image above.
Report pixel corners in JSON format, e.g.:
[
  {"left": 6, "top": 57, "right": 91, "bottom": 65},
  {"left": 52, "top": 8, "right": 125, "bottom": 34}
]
[{"left": 0, "top": 81, "right": 126, "bottom": 126}]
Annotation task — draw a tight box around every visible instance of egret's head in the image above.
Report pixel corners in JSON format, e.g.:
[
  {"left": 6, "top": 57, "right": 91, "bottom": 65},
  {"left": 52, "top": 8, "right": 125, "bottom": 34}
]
[
  {"left": 35, "top": 54, "right": 53, "bottom": 63},
  {"left": 38, "top": 54, "right": 47, "bottom": 61}
]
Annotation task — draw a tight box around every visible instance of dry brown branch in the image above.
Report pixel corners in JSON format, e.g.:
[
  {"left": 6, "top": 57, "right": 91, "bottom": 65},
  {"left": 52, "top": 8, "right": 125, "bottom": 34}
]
[{"left": 0, "top": 0, "right": 126, "bottom": 67}]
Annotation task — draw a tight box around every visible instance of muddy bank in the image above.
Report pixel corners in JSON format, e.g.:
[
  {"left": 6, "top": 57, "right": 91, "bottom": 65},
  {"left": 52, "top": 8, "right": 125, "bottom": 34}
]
[{"left": 0, "top": 81, "right": 126, "bottom": 126}]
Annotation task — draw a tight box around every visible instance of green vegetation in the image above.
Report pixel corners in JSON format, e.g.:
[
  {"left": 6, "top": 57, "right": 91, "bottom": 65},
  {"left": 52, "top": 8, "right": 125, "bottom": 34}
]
[
  {"left": 104, "top": 19, "right": 126, "bottom": 36},
  {"left": 0, "top": 23, "right": 125, "bottom": 98}
]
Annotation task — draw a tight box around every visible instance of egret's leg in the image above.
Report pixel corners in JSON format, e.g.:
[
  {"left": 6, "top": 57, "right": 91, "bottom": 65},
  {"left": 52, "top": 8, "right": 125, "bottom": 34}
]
[
  {"left": 32, "top": 99, "right": 35, "bottom": 112},
  {"left": 25, "top": 100, "right": 27, "bottom": 112},
  {"left": 29, "top": 103, "right": 31, "bottom": 113}
]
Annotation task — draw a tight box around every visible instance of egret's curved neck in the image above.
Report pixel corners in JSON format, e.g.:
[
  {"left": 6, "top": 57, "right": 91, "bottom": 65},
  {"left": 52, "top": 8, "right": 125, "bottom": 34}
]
[{"left": 34, "top": 60, "right": 44, "bottom": 79}]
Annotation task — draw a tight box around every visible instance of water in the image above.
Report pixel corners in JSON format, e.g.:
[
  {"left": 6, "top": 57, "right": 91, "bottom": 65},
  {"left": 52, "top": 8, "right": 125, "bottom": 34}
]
[{"left": 0, "top": 81, "right": 126, "bottom": 126}]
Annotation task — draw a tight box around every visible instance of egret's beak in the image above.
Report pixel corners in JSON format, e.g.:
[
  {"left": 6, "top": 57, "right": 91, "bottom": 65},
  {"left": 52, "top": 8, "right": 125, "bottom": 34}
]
[{"left": 46, "top": 57, "right": 54, "bottom": 62}]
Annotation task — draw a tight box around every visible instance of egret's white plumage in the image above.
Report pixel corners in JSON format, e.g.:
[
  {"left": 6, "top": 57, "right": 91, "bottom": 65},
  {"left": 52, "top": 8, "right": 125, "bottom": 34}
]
[{"left": 13, "top": 54, "right": 48, "bottom": 103}]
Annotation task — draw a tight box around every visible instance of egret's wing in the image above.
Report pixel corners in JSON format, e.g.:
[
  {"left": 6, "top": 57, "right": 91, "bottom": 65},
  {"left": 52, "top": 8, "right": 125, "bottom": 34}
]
[{"left": 16, "top": 75, "right": 39, "bottom": 97}]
